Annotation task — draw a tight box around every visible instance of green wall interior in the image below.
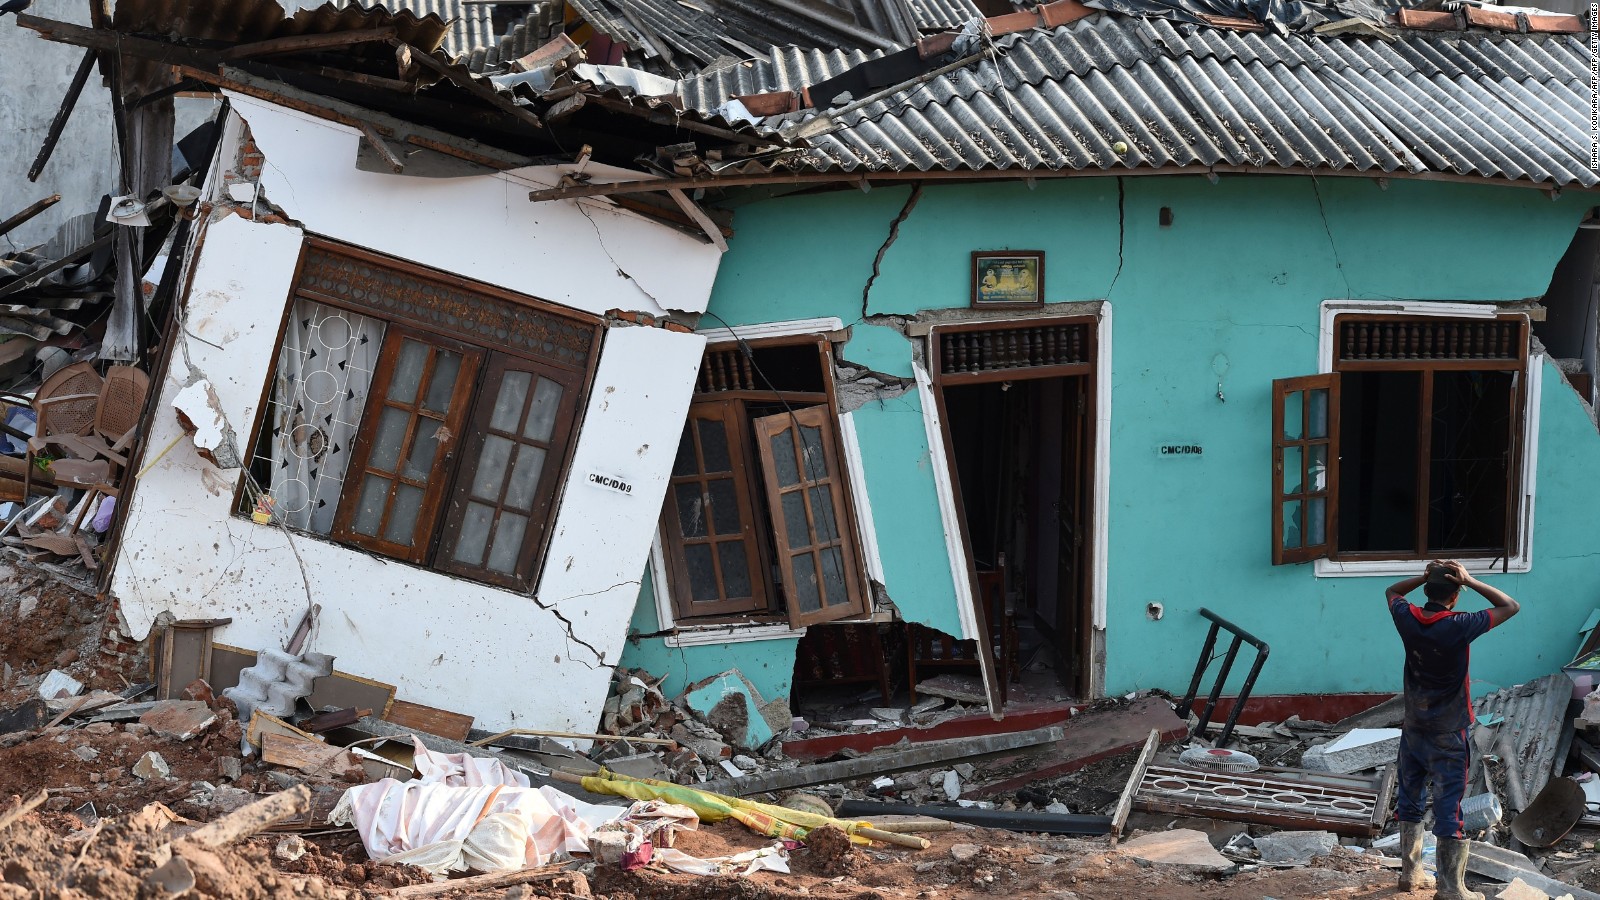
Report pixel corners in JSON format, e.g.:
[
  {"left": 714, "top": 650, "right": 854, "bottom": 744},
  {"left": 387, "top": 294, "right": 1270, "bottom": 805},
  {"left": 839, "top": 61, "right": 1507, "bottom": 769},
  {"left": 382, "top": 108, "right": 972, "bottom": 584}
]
[{"left": 620, "top": 174, "right": 1598, "bottom": 705}]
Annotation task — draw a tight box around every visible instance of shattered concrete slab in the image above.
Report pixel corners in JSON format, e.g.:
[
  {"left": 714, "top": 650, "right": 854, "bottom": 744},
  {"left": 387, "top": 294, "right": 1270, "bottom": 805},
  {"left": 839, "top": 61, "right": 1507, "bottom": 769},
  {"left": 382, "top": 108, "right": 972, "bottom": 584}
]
[
  {"left": 1119, "top": 829, "right": 1233, "bottom": 873},
  {"left": 1302, "top": 729, "right": 1402, "bottom": 774},
  {"left": 681, "top": 669, "right": 773, "bottom": 752},
  {"left": 1252, "top": 830, "right": 1338, "bottom": 864},
  {"left": 139, "top": 700, "right": 217, "bottom": 741}
]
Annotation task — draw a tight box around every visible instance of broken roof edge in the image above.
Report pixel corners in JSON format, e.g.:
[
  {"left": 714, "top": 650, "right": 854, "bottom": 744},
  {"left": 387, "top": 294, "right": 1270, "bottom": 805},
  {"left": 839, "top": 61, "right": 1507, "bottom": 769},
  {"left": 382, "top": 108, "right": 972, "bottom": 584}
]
[{"left": 527, "top": 161, "right": 1600, "bottom": 203}]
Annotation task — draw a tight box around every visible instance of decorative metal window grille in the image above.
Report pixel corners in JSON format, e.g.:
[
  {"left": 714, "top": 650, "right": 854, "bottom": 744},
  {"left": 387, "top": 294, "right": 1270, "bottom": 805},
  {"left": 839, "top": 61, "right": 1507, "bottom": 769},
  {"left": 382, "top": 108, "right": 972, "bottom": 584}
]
[
  {"left": 1336, "top": 319, "right": 1522, "bottom": 363},
  {"left": 297, "top": 246, "right": 595, "bottom": 371},
  {"left": 938, "top": 322, "right": 1090, "bottom": 376}
]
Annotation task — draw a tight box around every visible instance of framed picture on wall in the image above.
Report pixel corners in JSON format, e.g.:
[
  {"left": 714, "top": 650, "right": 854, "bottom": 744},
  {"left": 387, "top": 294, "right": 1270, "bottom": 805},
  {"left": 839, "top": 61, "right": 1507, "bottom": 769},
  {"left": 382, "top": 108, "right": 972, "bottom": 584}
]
[{"left": 971, "top": 250, "right": 1045, "bottom": 309}]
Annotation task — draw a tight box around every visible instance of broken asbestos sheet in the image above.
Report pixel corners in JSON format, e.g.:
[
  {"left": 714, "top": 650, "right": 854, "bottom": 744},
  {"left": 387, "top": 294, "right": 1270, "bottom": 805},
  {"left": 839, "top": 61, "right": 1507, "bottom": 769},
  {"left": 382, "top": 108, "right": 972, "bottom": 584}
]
[{"left": 331, "top": 737, "right": 622, "bottom": 874}]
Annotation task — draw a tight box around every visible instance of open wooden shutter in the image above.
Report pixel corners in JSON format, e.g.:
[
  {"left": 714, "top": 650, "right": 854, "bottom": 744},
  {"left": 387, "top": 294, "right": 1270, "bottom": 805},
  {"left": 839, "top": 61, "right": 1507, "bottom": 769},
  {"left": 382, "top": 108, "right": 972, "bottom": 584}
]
[
  {"left": 660, "top": 400, "right": 770, "bottom": 618},
  {"left": 334, "top": 328, "right": 482, "bottom": 562},
  {"left": 753, "top": 406, "right": 869, "bottom": 628},
  {"left": 1272, "top": 373, "right": 1339, "bottom": 564}
]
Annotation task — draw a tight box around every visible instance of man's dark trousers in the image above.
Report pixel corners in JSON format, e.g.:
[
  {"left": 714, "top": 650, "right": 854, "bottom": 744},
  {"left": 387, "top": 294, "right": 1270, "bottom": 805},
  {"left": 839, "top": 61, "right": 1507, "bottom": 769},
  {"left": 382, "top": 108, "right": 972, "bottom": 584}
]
[{"left": 1395, "top": 727, "right": 1471, "bottom": 839}]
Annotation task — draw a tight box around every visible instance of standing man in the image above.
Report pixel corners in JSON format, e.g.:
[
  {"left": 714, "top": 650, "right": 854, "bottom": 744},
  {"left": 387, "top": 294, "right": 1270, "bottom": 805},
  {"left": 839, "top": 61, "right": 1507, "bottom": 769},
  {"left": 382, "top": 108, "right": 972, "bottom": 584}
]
[{"left": 1387, "top": 560, "right": 1519, "bottom": 899}]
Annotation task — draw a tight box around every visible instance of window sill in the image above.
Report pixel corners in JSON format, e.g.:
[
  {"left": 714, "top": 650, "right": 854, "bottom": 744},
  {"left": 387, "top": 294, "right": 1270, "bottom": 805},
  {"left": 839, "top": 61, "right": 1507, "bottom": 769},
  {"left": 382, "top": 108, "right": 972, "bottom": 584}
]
[
  {"left": 663, "top": 622, "right": 806, "bottom": 648},
  {"left": 1314, "top": 557, "right": 1530, "bottom": 578}
]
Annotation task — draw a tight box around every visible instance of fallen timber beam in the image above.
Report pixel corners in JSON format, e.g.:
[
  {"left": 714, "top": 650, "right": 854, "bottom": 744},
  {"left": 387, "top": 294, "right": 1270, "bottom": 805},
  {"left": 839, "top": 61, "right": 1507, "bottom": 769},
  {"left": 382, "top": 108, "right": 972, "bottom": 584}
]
[
  {"left": 699, "top": 725, "right": 1064, "bottom": 797},
  {"left": 28, "top": 48, "right": 97, "bottom": 182},
  {"left": 0, "top": 194, "right": 62, "bottom": 238}
]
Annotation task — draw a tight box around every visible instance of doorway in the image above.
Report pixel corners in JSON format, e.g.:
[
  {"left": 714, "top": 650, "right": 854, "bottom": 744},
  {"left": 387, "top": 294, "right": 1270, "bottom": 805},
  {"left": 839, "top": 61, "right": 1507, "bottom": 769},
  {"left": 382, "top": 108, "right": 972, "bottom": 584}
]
[{"left": 932, "top": 318, "right": 1097, "bottom": 700}]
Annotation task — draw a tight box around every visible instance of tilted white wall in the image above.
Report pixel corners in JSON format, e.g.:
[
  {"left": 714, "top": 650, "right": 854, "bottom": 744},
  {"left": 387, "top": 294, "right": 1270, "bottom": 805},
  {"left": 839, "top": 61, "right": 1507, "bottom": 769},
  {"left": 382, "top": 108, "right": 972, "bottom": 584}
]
[
  {"left": 227, "top": 93, "right": 720, "bottom": 317},
  {"left": 110, "top": 100, "right": 718, "bottom": 732}
]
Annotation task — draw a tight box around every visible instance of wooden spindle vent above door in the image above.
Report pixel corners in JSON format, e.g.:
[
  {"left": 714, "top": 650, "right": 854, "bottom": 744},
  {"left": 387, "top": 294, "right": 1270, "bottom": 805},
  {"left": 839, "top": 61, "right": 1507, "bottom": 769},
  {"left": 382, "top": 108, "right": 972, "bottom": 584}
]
[
  {"left": 696, "top": 347, "right": 758, "bottom": 393},
  {"left": 1336, "top": 318, "right": 1525, "bottom": 366},
  {"left": 938, "top": 321, "right": 1091, "bottom": 380}
]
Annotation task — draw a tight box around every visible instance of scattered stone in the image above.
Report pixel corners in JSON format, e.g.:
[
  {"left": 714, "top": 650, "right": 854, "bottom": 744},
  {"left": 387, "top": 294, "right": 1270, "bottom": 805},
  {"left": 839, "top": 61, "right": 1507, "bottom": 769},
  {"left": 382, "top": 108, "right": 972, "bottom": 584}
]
[
  {"left": 954, "top": 763, "right": 975, "bottom": 780},
  {"left": 1027, "top": 854, "right": 1060, "bottom": 865},
  {"left": 139, "top": 700, "right": 218, "bottom": 741},
  {"left": 1046, "top": 802, "right": 1072, "bottom": 815},
  {"left": 1119, "top": 829, "right": 1234, "bottom": 874},
  {"left": 266, "top": 771, "right": 303, "bottom": 790},
  {"left": 910, "top": 697, "right": 946, "bottom": 717},
  {"left": 209, "top": 786, "right": 255, "bottom": 815},
  {"left": 54, "top": 649, "right": 79, "bottom": 667},
  {"left": 732, "top": 754, "right": 761, "bottom": 772},
  {"left": 870, "top": 708, "right": 905, "bottom": 724},
  {"left": 84, "top": 722, "right": 114, "bottom": 735},
  {"left": 132, "top": 751, "right": 170, "bottom": 780},
  {"left": 124, "top": 723, "right": 151, "bottom": 737},
  {"left": 71, "top": 745, "right": 99, "bottom": 762},
  {"left": 950, "top": 844, "right": 981, "bottom": 862},
  {"left": 1495, "top": 877, "right": 1553, "bottom": 900},
  {"left": 942, "top": 770, "right": 962, "bottom": 802},
  {"left": 275, "top": 835, "right": 307, "bottom": 862},
  {"left": 1253, "top": 830, "right": 1339, "bottom": 864},
  {"left": 103, "top": 767, "right": 124, "bottom": 781},
  {"left": 218, "top": 756, "right": 242, "bottom": 780},
  {"left": 680, "top": 669, "right": 775, "bottom": 752},
  {"left": 38, "top": 669, "right": 83, "bottom": 701}
]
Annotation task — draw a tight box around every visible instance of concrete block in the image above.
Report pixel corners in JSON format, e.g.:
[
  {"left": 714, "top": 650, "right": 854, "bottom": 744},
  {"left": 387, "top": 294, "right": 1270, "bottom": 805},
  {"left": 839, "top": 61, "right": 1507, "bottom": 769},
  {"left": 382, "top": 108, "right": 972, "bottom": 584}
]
[
  {"left": 133, "top": 751, "right": 170, "bottom": 780},
  {"left": 1253, "top": 830, "right": 1339, "bottom": 864},
  {"left": 1119, "top": 829, "right": 1233, "bottom": 873},
  {"left": 139, "top": 701, "right": 218, "bottom": 741},
  {"left": 680, "top": 669, "right": 774, "bottom": 752},
  {"left": 1497, "top": 877, "right": 1552, "bottom": 900},
  {"left": 1302, "top": 730, "right": 1401, "bottom": 774}
]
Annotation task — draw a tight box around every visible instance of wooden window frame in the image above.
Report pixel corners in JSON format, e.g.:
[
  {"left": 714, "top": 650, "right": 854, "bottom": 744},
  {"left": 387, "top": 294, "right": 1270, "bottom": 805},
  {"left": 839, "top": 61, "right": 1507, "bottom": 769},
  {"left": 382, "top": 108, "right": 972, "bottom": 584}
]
[
  {"left": 658, "top": 335, "right": 872, "bottom": 628},
  {"left": 1271, "top": 374, "right": 1338, "bottom": 565},
  {"left": 1271, "top": 314, "right": 1530, "bottom": 566},
  {"left": 434, "top": 354, "right": 588, "bottom": 589},
  {"left": 332, "top": 327, "right": 483, "bottom": 561},
  {"left": 754, "top": 405, "right": 871, "bottom": 628},
  {"left": 659, "top": 399, "right": 772, "bottom": 619},
  {"left": 234, "top": 238, "right": 603, "bottom": 594}
]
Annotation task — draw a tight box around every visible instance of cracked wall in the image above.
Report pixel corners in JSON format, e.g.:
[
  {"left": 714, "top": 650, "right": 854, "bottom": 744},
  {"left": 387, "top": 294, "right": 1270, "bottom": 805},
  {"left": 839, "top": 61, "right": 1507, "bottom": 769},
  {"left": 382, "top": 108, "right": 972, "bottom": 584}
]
[
  {"left": 108, "top": 102, "right": 717, "bottom": 733},
  {"left": 636, "top": 175, "right": 1600, "bottom": 700}
]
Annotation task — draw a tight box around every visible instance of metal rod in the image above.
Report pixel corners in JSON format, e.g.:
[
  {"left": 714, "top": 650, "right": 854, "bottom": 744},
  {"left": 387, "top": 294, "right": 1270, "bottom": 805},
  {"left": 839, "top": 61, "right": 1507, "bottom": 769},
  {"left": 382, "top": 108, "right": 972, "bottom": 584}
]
[
  {"left": 1175, "top": 621, "right": 1220, "bottom": 720},
  {"left": 1193, "top": 637, "right": 1241, "bottom": 739},
  {"left": 834, "top": 799, "right": 1111, "bottom": 835},
  {"left": 1215, "top": 644, "right": 1270, "bottom": 749}
]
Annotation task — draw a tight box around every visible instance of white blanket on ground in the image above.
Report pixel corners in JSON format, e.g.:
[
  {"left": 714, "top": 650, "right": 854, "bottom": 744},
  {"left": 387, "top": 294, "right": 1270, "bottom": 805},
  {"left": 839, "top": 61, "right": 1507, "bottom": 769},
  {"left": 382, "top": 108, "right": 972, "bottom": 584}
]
[{"left": 330, "top": 738, "right": 622, "bottom": 874}]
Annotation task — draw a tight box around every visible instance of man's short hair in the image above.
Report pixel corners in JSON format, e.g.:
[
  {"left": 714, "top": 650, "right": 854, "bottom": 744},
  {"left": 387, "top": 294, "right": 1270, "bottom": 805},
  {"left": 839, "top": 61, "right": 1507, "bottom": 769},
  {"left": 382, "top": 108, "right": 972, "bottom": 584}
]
[{"left": 1424, "top": 580, "right": 1459, "bottom": 603}]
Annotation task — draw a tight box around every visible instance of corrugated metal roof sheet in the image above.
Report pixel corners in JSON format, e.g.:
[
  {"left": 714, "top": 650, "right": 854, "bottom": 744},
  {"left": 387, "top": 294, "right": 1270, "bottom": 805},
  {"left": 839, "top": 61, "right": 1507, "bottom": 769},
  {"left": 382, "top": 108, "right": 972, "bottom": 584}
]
[
  {"left": 680, "top": 14, "right": 1597, "bottom": 187},
  {"left": 461, "top": 1, "right": 567, "bottom": 71},
  {"left": 358, "top": 0, "right": 499, "bottom": 55},
  {"left": 112, "top": 0, "right": 451, "bottom": 52}
]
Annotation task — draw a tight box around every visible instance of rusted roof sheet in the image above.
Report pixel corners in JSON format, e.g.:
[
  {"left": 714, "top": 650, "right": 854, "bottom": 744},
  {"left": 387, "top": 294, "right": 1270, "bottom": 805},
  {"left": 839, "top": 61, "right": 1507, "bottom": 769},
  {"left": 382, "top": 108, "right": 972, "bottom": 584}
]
[
  {"left": 358, "top": 0, "right": 499, "bottom": 56},
  {"left": 111, "top": 0, "right": 451, "bottom": 52},
  {"left": 680, "top": 14, "right": 1597, "bottom": 187}
]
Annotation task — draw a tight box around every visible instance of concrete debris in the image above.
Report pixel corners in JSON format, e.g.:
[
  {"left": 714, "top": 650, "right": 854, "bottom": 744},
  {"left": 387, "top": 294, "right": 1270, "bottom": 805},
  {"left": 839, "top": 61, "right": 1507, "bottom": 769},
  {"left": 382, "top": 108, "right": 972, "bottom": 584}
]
[
  {"left": 38, "top": 668, "right": 82, "bottom": 700},
  {"left": 71, "top": 744, "right": 98, "bottom": 762},
  {"left": 1251, "top": 829, "right": 1339, "bottom": 864},
  {"left": 913, "top": 674, "right": 988, "bottom": 705},
  {"left": 681, "top": 669, "right": 775, "bottom": 753},
  {"left": 942, "top": 770, "right": 962, "bottom": 801},
  {"left": 274, "top": 835, "right": 308, "bottom": 862},
  {"left": 139, "top": 700, "right": 218, "bottom": 741},
  {"left": 221, "top": 648, "right": 334, "bottom": 737},
  {"left": 950, "top": 843, "right": 980, "bottom": 861},
  {"left": 1119, "top": 829, "right": 1233, "bottom": 873},
  {"left": 132, "top": 750, "right": 170, "bottom": 779},
  {"left": 1301, "top": 730, "right": 1402, "bottom": 774}
]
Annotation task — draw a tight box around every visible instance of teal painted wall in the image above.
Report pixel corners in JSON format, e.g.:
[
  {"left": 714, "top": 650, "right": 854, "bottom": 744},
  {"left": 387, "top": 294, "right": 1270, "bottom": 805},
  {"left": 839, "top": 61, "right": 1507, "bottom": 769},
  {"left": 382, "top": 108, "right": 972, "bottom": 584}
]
[{"left": 621, "top": 174, "right": 1599, "bottom": 701}]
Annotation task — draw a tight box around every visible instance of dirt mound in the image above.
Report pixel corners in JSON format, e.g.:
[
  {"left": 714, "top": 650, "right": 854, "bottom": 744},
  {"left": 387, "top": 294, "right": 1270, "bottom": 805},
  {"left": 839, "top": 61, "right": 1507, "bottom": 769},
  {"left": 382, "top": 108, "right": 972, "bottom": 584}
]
[
  {"left": 0, "top": 805, "right": 354, "bottom": 899},
  {"left": 793, "top": 825, "right": 859, "bottom": 877}
]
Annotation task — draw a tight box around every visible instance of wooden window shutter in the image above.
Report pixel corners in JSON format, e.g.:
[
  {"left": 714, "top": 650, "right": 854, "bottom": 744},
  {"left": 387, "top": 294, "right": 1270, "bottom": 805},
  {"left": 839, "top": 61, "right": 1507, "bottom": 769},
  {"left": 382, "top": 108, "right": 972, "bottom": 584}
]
[
  {"left": 753, "top": 406, "right": 870, "bottom": 627},
  {"left": 334, "top": 328, "right": 483, "bottom": 561},
  {"left": 1272, "top": 374, "right": 1339, "bottom": 565},
  {"left": 661, "top": 400, "right": 770, "bottom": 619}
]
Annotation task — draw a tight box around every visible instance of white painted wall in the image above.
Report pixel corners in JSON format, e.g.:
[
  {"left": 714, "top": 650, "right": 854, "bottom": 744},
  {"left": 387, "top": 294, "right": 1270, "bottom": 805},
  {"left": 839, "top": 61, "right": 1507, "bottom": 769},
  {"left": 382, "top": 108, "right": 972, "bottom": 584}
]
[
  {"left": 110, "top": 100, "right": 720, "bottom": 732},
  {"left": 225, "top": 93, "right": 721, "bottom": 317}
]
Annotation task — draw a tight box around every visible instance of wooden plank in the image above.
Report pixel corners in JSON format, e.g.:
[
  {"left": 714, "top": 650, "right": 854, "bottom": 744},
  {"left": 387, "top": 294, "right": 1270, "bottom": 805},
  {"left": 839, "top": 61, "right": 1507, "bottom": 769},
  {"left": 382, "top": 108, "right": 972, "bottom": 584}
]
[
  {"left": 1110, "top": 728, "right": 1161, "bottom": 845},
  {"left": 384, "top": 699, "right": 473, "bottom": 742},
  {"left": 667, "top": 189, "right": 729, "bottom": 252},
  {"left": 308, "top": 670, "right": 396, "bottom": 720},
  {"left": 396, "top": 41, "right": 545, "bottom": 132},
  {"left": 0, "top": 194, "right": 62, "bottom": 237},
  {"left": 15, "top": 14, "right": 222, "bottom": 69},
  {"left": 28, "top": 49, "right": 97, "bottom": 182},
  {"left": 226, "top": 27, "right": 397, "bottom": 60},
  {"left": 247, "top": 710, "right": 321, "bottom": 753},
  {"left": 262, "top": 731, "right": 358, "bottom": 777}
]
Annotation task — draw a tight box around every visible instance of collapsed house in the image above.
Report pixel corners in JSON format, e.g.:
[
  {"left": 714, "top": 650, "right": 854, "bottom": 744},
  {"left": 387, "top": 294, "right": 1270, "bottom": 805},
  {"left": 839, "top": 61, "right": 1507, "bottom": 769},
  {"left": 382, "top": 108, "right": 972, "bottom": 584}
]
[{"left": 2, "top": 0, "right": 1598, "bottom": 745}]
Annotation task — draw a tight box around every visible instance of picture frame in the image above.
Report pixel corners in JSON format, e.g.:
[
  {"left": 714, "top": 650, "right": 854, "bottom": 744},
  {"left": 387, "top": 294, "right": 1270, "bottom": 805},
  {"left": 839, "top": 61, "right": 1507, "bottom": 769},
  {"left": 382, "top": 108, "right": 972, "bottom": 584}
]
[{"left": 971, "top": 250, "right": 1045, "bottom": 309}]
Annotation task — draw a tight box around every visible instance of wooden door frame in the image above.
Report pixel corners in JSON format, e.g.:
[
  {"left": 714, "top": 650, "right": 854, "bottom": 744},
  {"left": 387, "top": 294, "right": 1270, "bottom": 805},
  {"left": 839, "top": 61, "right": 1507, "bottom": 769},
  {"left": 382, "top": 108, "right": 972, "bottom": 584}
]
[{"left": 927, "top": 314, "right": 1100, "bottom": 711}]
